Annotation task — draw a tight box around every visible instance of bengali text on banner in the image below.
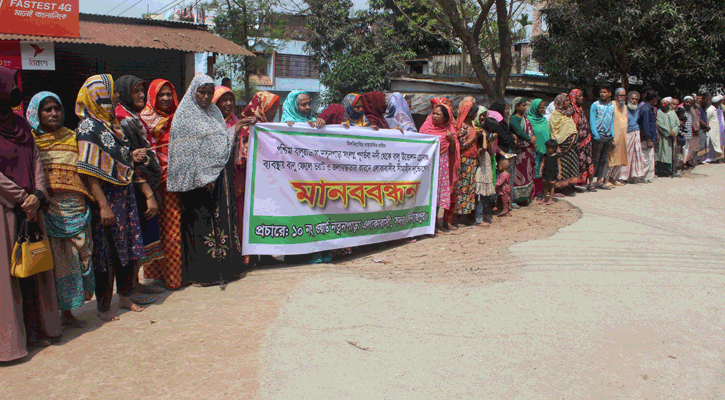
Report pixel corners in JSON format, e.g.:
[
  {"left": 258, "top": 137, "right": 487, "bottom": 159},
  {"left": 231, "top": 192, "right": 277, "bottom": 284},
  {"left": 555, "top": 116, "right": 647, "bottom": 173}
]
[{"left": 243, "top": 123, "right": 440, "bottom": 255}]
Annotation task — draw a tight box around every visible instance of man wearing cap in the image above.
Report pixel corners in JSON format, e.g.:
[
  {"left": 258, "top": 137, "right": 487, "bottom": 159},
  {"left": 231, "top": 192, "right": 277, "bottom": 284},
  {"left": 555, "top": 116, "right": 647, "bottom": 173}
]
[
  {"left": 656, "top": 97, "right": 677, "bottom": 176},
  {"left": 705, "top": 95, "right": 724, "bottom": 163},
  {"left": 682, "top": 96, "right": 696, "bottom": 167}
]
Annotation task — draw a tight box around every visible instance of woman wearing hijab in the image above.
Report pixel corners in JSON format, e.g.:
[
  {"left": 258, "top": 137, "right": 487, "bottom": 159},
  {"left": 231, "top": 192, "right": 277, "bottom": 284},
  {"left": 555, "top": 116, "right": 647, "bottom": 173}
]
[
  {"left": 488, "top": 99, "right": 518, "bottom": 211},
  {"left": 282, "top": 90, "right": 325, "bottom": 128},
  {"left": 27, "top": 91, "right": 94, "bottom": 328},
  {"left": 451, "top": 97, "right": 479, "bottom": 223},
  {"left": 235, "top": 90, "right": 280, "bottom": 264},
  {"left": 0, "top": 67, "right": 61, "bottom": 357},
  {"left": 548, "top": 93, "right": 580, "bottom": 189},
  {"left": 527, "top": 99, "right": 551, "bottom": 196},
  {"left": 75, "top": 74, "right": 146, "bottom": 322},
  {"left": 361, "top": 91, "right": 390, "bottom": 130},
  {"left": 341, "top": 93, "right": 369, "bottom": 127},
  {"left": 115, "top": 75, "right": 163, "bottom": 303},
  {"left": 509, "top": 97, "right": 536, "bottom": 205},
  {"left": 319, "top": 103, "right": 346, "bottom": 125},
  {"left": 385, "top": 92, "right": 417, "bottom": 132},
  {"left": 138, "top": 79, "right": 183, "bottom": 290},
  {"left": 569, "top": 89, "right": 595, "bottom": 191},
  {"left": 213, "top": 86, "right": 240, "bottom": 128},
  {"left": 420, "top": 98, "right": 460, "bottom": 232},
  {"left": 167, "top": 74, "right": 242, "bottom": 286}
]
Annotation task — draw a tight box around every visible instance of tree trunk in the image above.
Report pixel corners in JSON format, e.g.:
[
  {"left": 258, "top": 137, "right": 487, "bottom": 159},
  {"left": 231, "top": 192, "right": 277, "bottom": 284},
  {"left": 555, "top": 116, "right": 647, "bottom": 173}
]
[
  {"left": 493, "top": 0, "right": 513, "bottom": 98},
  {"left": 435, "top": 0, "right": 498, "bottom": 97}
]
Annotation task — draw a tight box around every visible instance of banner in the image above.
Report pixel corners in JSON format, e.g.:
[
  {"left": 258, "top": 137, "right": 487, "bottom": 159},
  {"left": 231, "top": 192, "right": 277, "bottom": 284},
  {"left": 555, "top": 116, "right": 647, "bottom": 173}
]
[
  {"left": 20, "top": 41, "right": 54, "bottom": 70},
  {"left": 243, "top": 123, "right": 439, "bottom": 255},
  {"left": 0, "top": 1, "right": 79, "bottom": 38}
]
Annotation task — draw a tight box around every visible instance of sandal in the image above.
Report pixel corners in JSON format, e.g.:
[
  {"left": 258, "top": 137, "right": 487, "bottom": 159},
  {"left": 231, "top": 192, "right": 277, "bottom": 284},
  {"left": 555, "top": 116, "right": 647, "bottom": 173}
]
[
  {"left": 128, "top": 295, "right": 157, "bottom": 305},
  {"left": 141, "top": 286, "right": 165, "bottom": 295}
]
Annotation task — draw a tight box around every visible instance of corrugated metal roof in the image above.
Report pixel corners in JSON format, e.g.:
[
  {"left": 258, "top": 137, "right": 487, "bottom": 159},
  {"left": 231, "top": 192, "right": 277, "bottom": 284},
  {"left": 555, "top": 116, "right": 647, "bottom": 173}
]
[{"left": 0, "top": 14, "right": 254, "bottom": 56}]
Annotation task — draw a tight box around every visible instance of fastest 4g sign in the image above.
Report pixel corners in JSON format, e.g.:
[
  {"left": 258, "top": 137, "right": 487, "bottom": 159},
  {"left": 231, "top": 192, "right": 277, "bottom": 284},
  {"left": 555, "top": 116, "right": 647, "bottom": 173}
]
[{"left": 0, "top": 0, "right": 79, "bottom": 38}]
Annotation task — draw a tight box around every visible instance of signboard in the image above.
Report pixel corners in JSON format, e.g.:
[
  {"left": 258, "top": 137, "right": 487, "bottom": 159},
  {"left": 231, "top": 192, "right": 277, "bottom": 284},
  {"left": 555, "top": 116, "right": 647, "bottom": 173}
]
[
  {"left": 20, "top": 41, "right": 54, "bottom": 70},
  {"left": 0, "top": 1, "right": 79, "bottom": 38},
  {"left": 0, "top": 40, "right": 20, "bottom": 69},
  {"left": 243, "top": 123, "right": 439, "bottom": 256}
]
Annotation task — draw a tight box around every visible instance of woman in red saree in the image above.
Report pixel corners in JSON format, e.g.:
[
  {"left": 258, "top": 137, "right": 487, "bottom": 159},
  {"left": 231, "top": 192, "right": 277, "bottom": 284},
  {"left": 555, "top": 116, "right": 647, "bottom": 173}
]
[
  {"left": 138, "top": 79, "right": 183, "bottom": 289},
  {"left": 419, "top": 97, "right": 461, "bottom": 232},
  {"left": 235, "top": 91, "right": 280, "bottom": 262}
]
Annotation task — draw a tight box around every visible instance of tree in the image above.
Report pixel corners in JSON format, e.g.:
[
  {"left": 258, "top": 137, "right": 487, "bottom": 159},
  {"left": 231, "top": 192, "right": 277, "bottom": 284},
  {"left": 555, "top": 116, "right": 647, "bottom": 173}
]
[
  {"left": 368, "top": 0, "right": 531, "bottom": 99},
  {"left": 210, "top": 0, "right": 288, "bottom": 102},
  {"left": 531, "top": 0, "right": 725, "bottom": 94},
  {"left": 305, "top": 0, "right": 429, "bottom": 104}
]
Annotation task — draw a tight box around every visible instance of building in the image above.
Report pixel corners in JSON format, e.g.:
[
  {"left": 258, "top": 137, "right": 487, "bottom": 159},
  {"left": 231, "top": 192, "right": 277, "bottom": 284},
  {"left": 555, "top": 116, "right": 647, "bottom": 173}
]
[{"left": 0, "top": 13, "right": 252, "bottom": 127}]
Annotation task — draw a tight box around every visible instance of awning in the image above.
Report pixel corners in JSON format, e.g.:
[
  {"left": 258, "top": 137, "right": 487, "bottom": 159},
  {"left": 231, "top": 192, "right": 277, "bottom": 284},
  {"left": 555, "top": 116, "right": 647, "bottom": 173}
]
[{"left": 0, "top": 13, "right": 254, "bottom": 56}]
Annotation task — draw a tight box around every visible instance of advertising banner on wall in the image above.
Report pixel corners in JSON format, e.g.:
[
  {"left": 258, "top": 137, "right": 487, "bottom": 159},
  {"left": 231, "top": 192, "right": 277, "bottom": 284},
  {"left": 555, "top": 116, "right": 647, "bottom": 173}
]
[
  {"left": 20, "top": 41, "right": 54, "bottom": 70},
  {"left": 0, "top": 0, "right": 79, "bottom": 38},
  {"left": 243, "top": 123, "right": 440, "bottom": 256}
]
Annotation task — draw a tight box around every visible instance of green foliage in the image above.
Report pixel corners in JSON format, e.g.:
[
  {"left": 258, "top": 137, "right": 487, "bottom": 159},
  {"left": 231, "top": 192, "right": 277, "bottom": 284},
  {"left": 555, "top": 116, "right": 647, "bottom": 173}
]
[
  {"left": 305, "top": 0, "right": 423, "bottom": 104},
  {"left": 208, "top": 0, "right": 288, "bottom": 100},
  {"left": 320, "top": 54, "right": 387, "bottom": 103},
  {"left": 532, "top": 0, "right": 725, "bottom": 94}
]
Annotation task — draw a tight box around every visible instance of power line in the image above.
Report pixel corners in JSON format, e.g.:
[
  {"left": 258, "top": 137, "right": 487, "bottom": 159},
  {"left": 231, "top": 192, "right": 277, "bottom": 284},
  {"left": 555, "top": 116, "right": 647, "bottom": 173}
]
[
  {"left": 151, "top": 0, "right": 186, "bottom": 16},
  {"left": 118, "top": 0, "right": 145, "bottom": 16},
  {"left": 105, "top": 0, "right": 130, "bottom": 15}
]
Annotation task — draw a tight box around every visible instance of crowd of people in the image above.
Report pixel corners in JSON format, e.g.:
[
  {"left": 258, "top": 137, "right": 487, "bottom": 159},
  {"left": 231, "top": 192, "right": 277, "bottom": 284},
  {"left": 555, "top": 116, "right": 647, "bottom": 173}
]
[{"left": 1, "top": 61, "right": 722, "bottom": 361}]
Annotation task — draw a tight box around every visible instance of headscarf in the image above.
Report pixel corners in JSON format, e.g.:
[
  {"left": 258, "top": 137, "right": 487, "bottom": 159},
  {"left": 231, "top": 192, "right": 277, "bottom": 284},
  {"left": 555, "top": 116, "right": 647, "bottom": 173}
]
[
  {"left": 549, "top": 93, "right": 577, "bottom": 143},
  {"left": 281, "top": 90, "right": 314, "bottom": 123},
  {"left": 28, "top": 92, "right": 91, "bottom": 199},
  {"left": 420, "top": 97, "right": 461, "bottom": 186},
  {"left": 510, "top": 97, "right": 528, "bottom": 134},
  {"left": 319, "top": 103, "right": 345, "bottom": 125},
  {"left": 472, "top": 105, "right": 486, "bottom": 129},
  {"left": 212, "top": 85, "right": 240, "bottom": 128},
  {"left": 75, "top": 74, "right": 134, "bottom": 186},
  {"left": 512, "top": 97, "right": 526, "bottom": 109},
  {"left": 569, "top": 89, "right": 584, "bottom": 125},
  {"left": 0, "top": 66, "right": 36, "bottom": 193},
  {"left": 342, "top": 93, "right": 368, "bottom": 127},
  {"left": 238, "top": 90, "right": 280, "bottom": 165},
  {"left": 527, "top": 99, "right": 551, "bottom": 155},
  {"left": 488, "top": 100, "right": 509, "bottom": 126},
  {"left": 455, "top": 96, "right": 476, "bottom": 131},
  {"left": 116, "top": 75, "right": 147, "bottom": 115},
  {"left": 385, "top": 92, "right": 417, "bottom": 132},
  {"left": 75, "top": 73, "right": 119, "bottom": 132},
  {"left": 167, "top": 74, "right": 233, "bottom": 192},
  {"left": 139, "top": 79, "right": 179, "bottom": 146},
  {"left": 361, "top": 91, "right": 389, "bottom": 129}
]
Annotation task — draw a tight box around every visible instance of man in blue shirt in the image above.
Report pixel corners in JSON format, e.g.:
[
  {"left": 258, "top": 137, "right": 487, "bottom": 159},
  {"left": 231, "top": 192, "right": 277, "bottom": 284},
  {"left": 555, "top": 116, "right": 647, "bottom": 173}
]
[
  {"left": 589, "top": 83, "right": 615, "bottom": 188},
  {"left": 638, "top": 89, "right": 658, "bottom": 183}
]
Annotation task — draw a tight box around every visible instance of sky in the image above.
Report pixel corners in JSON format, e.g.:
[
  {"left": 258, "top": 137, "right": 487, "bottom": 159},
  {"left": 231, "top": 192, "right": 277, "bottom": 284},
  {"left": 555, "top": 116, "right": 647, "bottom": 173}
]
[{"left": 80, "top": 0, "right": 369, "bottom": 19}]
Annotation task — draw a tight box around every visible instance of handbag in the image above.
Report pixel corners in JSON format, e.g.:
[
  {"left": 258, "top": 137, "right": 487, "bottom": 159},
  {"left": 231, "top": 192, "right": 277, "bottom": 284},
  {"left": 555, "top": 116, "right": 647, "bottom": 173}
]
[{"left": 10, "top": 219, "right": 54, "bottom": 278}]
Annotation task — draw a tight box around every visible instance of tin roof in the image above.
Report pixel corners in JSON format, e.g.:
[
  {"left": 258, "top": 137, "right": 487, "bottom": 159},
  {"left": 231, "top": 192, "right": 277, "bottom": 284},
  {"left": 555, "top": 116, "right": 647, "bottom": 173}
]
[{"left": 0, "top": 13, "right": 254, "bottom": 56}]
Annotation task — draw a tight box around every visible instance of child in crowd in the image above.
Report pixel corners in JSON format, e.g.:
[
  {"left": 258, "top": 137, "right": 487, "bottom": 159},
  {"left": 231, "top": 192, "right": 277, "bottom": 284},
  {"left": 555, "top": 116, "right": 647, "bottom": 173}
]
[
  {"left": 540, "top": 139, "right": 561, "bottom": 205},
  {"left": 496, "top": 158, "right": 511, "bottom": 217}
]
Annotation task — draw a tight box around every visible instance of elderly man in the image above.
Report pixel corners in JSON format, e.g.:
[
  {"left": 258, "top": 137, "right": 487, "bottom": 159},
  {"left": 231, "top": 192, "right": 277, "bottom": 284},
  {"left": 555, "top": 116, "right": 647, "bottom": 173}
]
[
  {"left": 705, "top": 95, "right": 723, "bottom": 163},
  {"left": 638, "top": 90, "right": 658, "bottom": 183},
  {"left": 619, "top": 91, "right": 645, "bottom": 182},
  {"left": 607, "top": 88, "right": 629, "bottom": 185},
  {"left": 590, "top": 83, "right": 615, "bottom": 188},
  {"left": 656, "top": 97, "right": 678, "bottom": 176}
]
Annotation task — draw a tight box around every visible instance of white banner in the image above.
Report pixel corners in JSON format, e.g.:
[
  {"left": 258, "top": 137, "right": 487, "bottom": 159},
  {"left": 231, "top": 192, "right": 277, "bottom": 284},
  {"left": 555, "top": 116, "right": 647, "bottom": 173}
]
[
  {"left": 243, "top": 123, "right": 440, "bottom": 255},
  {"left": 20, "top": 41, "right": 55, "bottom": 70}
]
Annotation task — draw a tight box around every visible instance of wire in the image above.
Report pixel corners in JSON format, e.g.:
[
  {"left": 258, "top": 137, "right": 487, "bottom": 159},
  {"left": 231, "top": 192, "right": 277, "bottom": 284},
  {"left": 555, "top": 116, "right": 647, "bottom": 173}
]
[
  {"left": 151, "top": 0, "right": 186, "bottom": 16},
  {"left": 118, "top": 0, "right": 146, "bottom": 16},
  {"left": 104, "top": 0, "right": 130, "bottom": 15}
]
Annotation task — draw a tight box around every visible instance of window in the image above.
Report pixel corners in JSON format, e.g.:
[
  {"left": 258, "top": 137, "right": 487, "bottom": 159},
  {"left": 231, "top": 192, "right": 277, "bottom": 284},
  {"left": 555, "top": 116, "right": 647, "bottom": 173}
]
[{"left": 275, "top": 54, "right": 319, "bottom": 79}]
